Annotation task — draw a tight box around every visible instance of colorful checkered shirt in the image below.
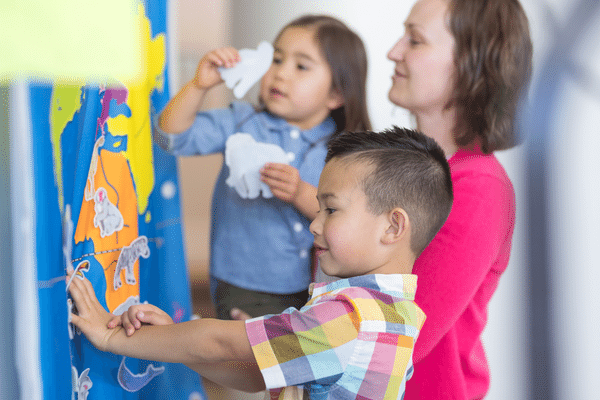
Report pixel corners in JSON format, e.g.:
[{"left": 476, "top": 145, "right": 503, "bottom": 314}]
[{"left": 246, "top": 274, "right": 425, "bottom": 399}]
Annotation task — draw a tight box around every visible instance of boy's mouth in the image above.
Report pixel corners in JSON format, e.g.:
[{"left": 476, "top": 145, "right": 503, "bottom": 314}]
[{"left": 313, "top": 244, "right": 327, "bottom": 257}]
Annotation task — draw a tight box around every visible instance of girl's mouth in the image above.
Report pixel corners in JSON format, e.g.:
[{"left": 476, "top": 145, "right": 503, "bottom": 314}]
[{"left": 270, "top": 88, "right": 285, "bottom": 97}]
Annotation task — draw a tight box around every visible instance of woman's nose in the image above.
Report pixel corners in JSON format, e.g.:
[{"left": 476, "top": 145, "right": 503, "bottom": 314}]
[{"left": 387, "top": 38, "right": 405, "bottom": 62}]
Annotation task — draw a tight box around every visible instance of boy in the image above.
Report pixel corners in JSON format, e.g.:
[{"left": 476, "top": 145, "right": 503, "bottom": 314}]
[{"left": 68, "top": 126, "right": 453, "bottom": 399}]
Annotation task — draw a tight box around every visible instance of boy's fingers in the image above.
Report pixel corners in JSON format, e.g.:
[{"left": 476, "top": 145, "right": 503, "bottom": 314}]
[
  {"left": 128, "top": 307, "right": 142, "bottom": 329},
  {"left": 137, "top": 311, "right": 161, "bottom": 326},
  {"left": 120, "top": 312, "right": 136, "bottom": 336},
  {"left": 107, "top": 314, "right": 122, "bottom": 329}
]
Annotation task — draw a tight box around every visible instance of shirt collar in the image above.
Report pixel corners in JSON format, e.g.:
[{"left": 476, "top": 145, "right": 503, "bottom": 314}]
[
  {"left": 309, "top": 274, "right": 418, "bottom": 301},
  {"left": 261, "top": 110, "right": 336, "bottom": 145}
]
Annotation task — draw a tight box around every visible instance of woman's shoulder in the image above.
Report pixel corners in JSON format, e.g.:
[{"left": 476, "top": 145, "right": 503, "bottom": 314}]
[{"left": 449, "top": 148, "right": 512, "bottom": 186}]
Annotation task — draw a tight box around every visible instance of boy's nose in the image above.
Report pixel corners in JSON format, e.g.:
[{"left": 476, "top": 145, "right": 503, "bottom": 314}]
[{"left": 309, "top": 217, "right": 320, "bottom": 236}]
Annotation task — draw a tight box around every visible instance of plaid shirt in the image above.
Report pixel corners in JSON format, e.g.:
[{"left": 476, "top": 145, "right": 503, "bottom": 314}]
[{"left": 246, "top": 274, "right": 425, "bottom": 399}]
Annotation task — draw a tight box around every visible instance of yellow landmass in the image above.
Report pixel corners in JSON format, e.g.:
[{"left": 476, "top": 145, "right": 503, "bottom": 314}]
[
  {"left": 107, "top": 1, "right": 166, "bottom": 216},
  {"left": 50, "top": 85, "right": 84, "bottom": 211}
]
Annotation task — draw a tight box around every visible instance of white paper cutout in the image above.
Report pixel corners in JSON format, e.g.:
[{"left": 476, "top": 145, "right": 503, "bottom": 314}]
[
  {"left": 93, "top": 187, "right": 124, "bottom": 238},
  {"left": 225, "top": 133, "right": 289, "bottom": 199},
  {"left": 219, "top": 41, "right": 274, "bottom": 99},
  {"left": 72, "top": 366, "right": 93, "bottom": 400},
  {"left": 85, "top": 136, "right": 105, "bottom": 201},
  {"left": 113, "top": 235, "right": 150, "bottom": 290}
]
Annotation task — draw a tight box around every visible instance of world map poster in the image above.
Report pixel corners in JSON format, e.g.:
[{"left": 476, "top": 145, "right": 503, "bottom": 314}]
[{"left": 26, "top": 1, "right": 206, "bottom": 398}]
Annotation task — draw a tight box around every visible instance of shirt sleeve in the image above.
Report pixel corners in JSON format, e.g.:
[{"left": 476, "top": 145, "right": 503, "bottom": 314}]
[
  {"left": 411, "top": 170, "right": 515, "bottom": 362},
  {"left": 245, "top": 297, "right": 359, "bottom": 390},
  {"left": 152, "top": 102, "right": 252, "bottom": 156}
]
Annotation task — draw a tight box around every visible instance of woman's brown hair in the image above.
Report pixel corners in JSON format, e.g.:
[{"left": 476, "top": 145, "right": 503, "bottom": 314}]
[
  {"left": 277, "top": 15, "right": 372, "bottom": 133},
  {"left": 447, "top": 0, "right": 533, "bottom": 153}
]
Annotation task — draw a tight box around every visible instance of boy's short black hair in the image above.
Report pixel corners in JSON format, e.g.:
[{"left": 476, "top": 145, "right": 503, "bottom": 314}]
[{"left": 326, "top": 126, "right": 453, "bottom": 256}]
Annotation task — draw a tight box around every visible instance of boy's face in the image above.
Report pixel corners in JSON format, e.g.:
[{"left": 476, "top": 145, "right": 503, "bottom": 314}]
[{"left": 310, "top": 157, "right": 394, "bottom": 278}]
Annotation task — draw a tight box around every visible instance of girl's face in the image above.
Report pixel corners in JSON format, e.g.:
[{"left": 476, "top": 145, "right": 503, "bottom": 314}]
[
  {"left": 260, "top": 26, "right": 343, "bottom": 130},
  {"left": 387, "top": 0, "right": 456, "bottom": 115}
]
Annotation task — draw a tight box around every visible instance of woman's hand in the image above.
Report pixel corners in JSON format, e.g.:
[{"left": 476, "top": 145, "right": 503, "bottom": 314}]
[
  {"left": 192, "top": 47, "right": 240, "bottom": 90},
  {"left": 107, "top": 304, "right": 174, "bottom": 337}
]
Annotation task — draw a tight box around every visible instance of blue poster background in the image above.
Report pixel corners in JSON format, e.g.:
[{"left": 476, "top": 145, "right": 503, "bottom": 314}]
[{"left": 26, "top": 1, "right": 206, "bottom": 398}]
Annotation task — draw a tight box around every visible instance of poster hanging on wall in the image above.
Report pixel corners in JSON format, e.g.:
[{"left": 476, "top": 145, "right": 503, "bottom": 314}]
[{"left": 24, "top": 1, "right": 206, "bottom": 398}]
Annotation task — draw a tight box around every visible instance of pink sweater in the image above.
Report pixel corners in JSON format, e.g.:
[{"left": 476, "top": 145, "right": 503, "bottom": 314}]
[{"left": 404, "top": 146, "right": 516, "bottom": 399}]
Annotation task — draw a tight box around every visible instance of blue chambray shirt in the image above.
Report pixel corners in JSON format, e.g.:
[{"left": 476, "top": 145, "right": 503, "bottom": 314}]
[{"left": 154, "top": 101, "right": 336, "bottom": 294}]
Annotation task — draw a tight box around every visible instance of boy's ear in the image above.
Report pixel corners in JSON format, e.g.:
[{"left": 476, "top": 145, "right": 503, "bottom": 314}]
[
  {"left": 327, "top": 88, "right": 344, "bottom": 111},
  {"left": 381, "top": 208, "right": 410, "bottom": 245}
]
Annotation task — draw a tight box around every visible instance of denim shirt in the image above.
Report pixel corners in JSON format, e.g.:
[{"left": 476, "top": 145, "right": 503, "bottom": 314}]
[{"left": 154, "top": 101, "right": 335, "bottom": 293}]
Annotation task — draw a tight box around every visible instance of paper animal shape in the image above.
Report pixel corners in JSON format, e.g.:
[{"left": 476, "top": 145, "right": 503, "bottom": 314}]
[
  {"left": 219, "top": 41, "right": 274, "bottom": 99},
  {"left": 225, "top": 133, "right": 289, "bottom": 199},
  {"left": 113, "top": 235, "right": 150, "bottom": 290},
  {"left": 93, "top": 187, "right": 124, "bottom": 238}
]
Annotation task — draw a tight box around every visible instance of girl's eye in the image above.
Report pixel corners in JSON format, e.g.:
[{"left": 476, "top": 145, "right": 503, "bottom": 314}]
[
  {"left": 297, "top": 63, "right": 308, "bottom": 71},
  {"left": 272, "top": 57, "right": 282, "bottom": 64}
]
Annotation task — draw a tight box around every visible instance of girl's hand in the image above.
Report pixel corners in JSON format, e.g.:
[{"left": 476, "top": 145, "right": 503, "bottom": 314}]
[
  {"left": 107, "top": 304, "right": 174, "bottom": 337},
  {"left": 260, "top": 163, "right": 303, "bottom": 204},
  {"left": 192, "top": 47, "right": 241, "bottom": 90},
  {"left": 67, "top": 272, "right": 121, "bottom": 352}
]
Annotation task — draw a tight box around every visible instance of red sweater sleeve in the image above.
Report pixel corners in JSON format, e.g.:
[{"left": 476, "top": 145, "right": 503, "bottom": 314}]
[{"left": 411, "top": 151, "right": 516, "bottom": 363}]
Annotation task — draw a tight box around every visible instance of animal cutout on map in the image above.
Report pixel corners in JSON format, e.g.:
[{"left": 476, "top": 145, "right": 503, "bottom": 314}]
[
  {"left": 118, "top": 356, "right": 165, "bottom": 393},
  {"left": 85, "top": 136, "right": 105, "bottom": 201},
  {"left": 219, "top": 41, "right": 274, "bottom": 99},
  {"left": 225, "top": 133, "right": 289, "bottom": 199},
  {"left": 72, "top": 366, "right": 93, "bottom": 400},
  {"left": 93, "top": 187, "right": 124, "bottom": 238},
  {"left": 113, "top": 235, "right": 150, "bottom": 291}
]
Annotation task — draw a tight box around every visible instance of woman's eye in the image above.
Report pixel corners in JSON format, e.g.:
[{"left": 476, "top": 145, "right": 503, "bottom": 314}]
[
  {"left": 325, "top": 208, "right": 336, "bottom": 215},
  {"left": 297, "top": 63, "right": 308, "bottom": 71}
]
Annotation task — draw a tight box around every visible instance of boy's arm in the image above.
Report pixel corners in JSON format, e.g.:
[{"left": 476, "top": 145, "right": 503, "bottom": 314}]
[
  {"left": 159, "top": 47, "right": 240, "bottom": 134},
  {"left": 68, "top": 273, "right": 265, "bottom": 392}
]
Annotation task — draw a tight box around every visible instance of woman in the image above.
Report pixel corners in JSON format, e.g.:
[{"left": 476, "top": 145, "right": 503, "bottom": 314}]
[{"left": 387, "top": 0, "right": 533, "bottom": 398}]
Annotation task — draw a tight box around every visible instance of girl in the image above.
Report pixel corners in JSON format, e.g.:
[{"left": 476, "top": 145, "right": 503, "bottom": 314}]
[
  {"left": 156, "top": 15, "right": 371, "bottom": 320},
  {"left": 386, "top": 0, "right": 533, "bottom": 398}
]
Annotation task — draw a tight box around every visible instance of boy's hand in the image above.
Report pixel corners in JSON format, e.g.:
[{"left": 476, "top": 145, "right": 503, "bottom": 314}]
[
  {"left": 260, "top": 163, "right": 303, "bottom": 204},
  {"left": 192, "top": 47, "right": 240, "bottom": 90},
  {"left": 107, "top": 304, "right": 174, "bottom": 337},
  {"left": 67, "top": 272, "right": 122, "bottom": 352}
]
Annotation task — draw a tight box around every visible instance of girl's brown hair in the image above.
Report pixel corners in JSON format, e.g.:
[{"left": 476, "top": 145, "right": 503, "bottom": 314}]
[
  {"left": 277, "top": 15, "right": 372, "bottom": 133},
  {"left": 447, "top": 0, "right": 533, "bottom": 153}
]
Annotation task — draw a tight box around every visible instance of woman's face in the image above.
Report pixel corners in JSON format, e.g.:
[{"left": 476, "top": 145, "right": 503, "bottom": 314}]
[{"left": 387, "top": 0, "right": 456, "bottom": 115}]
